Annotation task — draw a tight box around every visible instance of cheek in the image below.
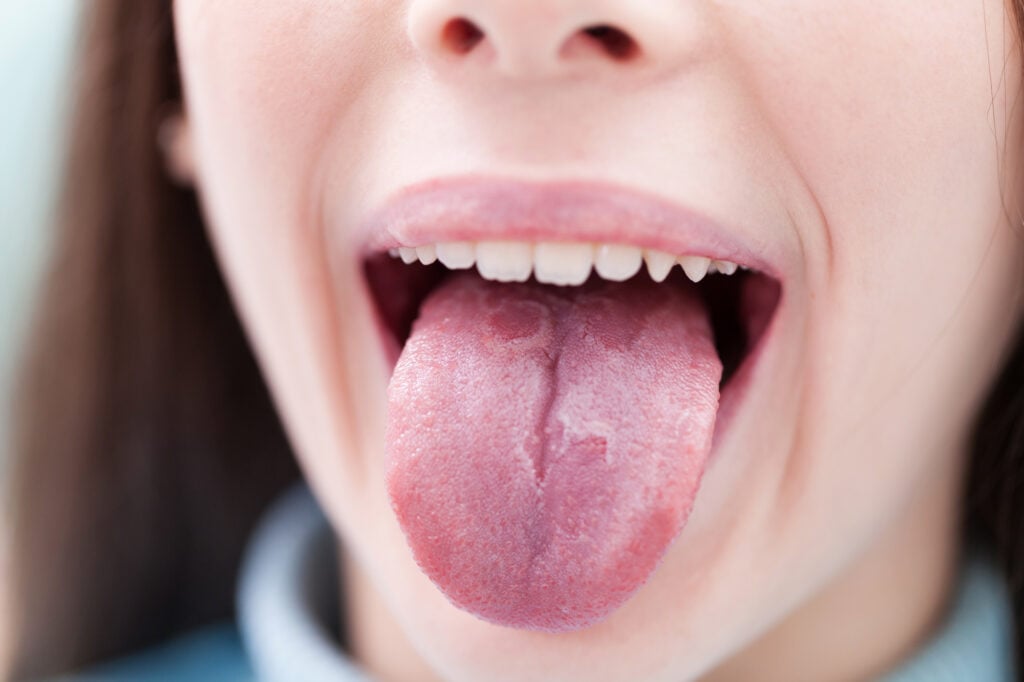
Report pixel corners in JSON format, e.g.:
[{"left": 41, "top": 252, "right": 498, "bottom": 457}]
[
  {"left": 174, "top": 1, "right": 389, "bottom": 191},
  {"left": 726, "top": 0, "right": 1024, "bottom": 572},
  {"left": 731, "top": 1, "right": 1024, "bottom": 410},
  {"left": 172, "top": 1, "right": 400, "bottom": 516}
]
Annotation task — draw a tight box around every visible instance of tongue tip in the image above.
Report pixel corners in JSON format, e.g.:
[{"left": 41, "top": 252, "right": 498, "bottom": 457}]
[
  {"left": 388, "top": 460, "right": 698, "bottom": 633},
  {"left": 449, "top": 523, "right": 689, "bottom": 634},
  {"left": 398, "top": 542, "right": 677, "bottom": 635},
  {"left": 451, "top": 592, "right": 628, "bottom": 634}
]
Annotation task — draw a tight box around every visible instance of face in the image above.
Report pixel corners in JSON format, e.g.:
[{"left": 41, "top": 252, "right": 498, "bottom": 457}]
[{"left": 174, "top": 1, "right": 1024, "bottom": 680}]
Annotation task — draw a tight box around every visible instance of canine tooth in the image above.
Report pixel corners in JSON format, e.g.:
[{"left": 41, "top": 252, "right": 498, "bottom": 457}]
[
  {"left": 714, "top": 260, "right": 738, "bottom": 276},
  {"left": 594, "top": 244, "right": 643, "bottom": 282},
  {"left": 644, "top": 250, "right": 675, "bottom": 283},
  {"left": 416, "top": 245, "right": 438, "bottom": 265},
  {"left": 476, "top": 241, "right": 533, "bottom": 282},
  {"left": 399, "top": 247, "right": 418, "bottom": 264},
  {"left": 436, "top": 242, "right": 476, "bottom": 269},
  {"left": 535, "top": 242, "right": 594, "bottom": 286},
  {"left": 679, "top": 255, "right": 711, "bottom": 283},
  {"left": 388, "top": 248, "right": 400, "bottom": 258}
]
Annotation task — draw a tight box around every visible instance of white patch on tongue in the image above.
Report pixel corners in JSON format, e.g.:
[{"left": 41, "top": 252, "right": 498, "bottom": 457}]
[{"left": 385, "top": 272, "right": 722, "bottom": 632}]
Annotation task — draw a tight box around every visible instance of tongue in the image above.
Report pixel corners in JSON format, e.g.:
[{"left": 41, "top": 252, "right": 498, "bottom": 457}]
[{"left": 385, "top": 272, "right": 722, "bottom": 632}]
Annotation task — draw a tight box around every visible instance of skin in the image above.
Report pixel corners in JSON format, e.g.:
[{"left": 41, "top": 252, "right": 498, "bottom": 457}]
[{"left": 172, "top": 1, "right": 1024, "bottom": 680}]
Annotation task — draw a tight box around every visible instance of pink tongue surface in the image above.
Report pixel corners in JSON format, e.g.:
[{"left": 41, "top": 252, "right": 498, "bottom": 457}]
[{"left": 385, "top": 273, "right": 722, "bottom": 632}]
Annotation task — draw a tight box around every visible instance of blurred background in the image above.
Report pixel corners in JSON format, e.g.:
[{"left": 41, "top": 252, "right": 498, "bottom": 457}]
[
  {"left": 1, "top": 0, "right": 80, "bottom": 667},
  {"left": 0, "top": 0, "right": 79, "bottom": 472}
]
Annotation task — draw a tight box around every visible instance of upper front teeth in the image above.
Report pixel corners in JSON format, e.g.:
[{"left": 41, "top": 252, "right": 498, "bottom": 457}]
[
  {"left": 535, "top": 242, "right": 595, "bottom": 286},
  {"left": 594, "top": 244, "right": 644, "bottom": 282},
  {"left": 477, "top": 241, "right": 533, "bottom": 282},
  {"left": 388, "top": 242, "right": 741, "bottom": 285}
]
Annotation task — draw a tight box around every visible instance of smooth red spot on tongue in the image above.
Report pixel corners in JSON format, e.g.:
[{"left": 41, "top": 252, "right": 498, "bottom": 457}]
[{"left": 386, "top": 273, "right": 722, "bottom": 632}]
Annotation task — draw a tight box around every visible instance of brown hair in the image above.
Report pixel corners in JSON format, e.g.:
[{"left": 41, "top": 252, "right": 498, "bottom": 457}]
[
  {"left": 5, "top": 2, "right": 297, "bottom": 677},
  {"left": 6, "top": 0, "right": 1024, "bottom": 678}
]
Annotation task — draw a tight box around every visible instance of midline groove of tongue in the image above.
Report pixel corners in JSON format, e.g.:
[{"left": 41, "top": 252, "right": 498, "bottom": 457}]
[{"left": 385, "top": 272, "right": 722, "bottom": 632}]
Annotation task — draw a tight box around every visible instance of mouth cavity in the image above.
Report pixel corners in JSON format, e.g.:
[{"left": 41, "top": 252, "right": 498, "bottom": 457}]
[{"left": 364, "top": 241, "right": 781, "bottom": 388}]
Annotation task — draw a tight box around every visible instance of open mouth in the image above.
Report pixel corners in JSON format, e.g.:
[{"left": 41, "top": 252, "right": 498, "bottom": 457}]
[
  {"left": 365, "top": 241, "right": 780, "bottom": 390},
  {"left": 359, "top": 179, "right": 782, "bottom": 633}
]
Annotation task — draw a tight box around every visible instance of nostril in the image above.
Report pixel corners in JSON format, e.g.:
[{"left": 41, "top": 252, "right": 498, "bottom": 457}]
[
  {"left": 441, "top": 17, "right": 485, "bottom": 55},
  {"left": 582, "top": 25, "right": 640, "bottom": 61}
]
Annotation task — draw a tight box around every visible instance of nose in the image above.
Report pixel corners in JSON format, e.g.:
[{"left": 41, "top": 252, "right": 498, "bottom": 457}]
[{"left": 408, "top": 0, "right": 701, "bottom": 79}]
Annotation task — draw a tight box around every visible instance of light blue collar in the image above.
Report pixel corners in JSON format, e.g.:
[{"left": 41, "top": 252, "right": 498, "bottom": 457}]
[
  {"left": 880, "top": 543, "right": 1015, "bottom": 681},
  {"left": 238, "top": 486, "right": 370, "bottom": 682},
  {"left": 238, "top": 486, "right": 1016, "bottom": 681}
]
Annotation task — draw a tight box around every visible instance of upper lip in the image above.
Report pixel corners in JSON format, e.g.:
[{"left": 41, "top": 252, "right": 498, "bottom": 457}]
[{"left": 358, "top": 176, "right": 785, "bottom": 279}]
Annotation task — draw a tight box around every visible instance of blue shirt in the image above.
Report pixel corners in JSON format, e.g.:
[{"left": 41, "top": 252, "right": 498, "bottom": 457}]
[{"left": 65, "top": 486, "right": 1016, "bottom": 681}]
